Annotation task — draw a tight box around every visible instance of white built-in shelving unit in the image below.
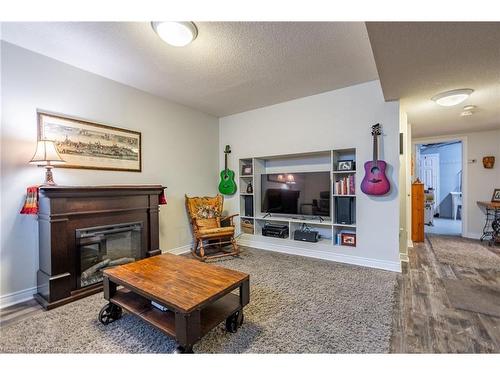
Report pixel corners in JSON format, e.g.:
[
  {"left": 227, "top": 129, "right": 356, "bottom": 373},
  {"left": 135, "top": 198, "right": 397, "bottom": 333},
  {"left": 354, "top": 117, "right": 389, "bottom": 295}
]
[{"left": 237, "top": 149, "right": 357, "bottom": 251}]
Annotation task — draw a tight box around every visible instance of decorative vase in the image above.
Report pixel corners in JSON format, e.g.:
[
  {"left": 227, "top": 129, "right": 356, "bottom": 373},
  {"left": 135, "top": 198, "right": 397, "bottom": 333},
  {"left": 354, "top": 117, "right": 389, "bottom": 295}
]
[
  {"left": 483, "top": 156, "right": 495, "bottom": 169},
  {"left": 246, "top": 182, "right": 253, "bottom": 194}
]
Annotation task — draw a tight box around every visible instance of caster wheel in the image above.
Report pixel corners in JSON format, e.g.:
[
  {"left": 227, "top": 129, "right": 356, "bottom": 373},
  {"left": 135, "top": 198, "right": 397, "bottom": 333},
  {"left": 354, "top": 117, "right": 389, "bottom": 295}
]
[
  {"left": 99, "top": 303, "right": 122, "bottom": 325},
  {"left": 174, "top": 346, "right": 194, "bottom": 354},
  {"left": 225, "top": 310, "right": 244, "bottom": 333}
]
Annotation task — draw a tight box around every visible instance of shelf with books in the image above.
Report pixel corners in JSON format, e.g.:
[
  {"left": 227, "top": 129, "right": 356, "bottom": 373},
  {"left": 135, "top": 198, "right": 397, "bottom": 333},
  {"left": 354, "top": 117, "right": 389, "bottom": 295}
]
[{"left": 333, "top": 174, "right": 355, "bottom": 196}]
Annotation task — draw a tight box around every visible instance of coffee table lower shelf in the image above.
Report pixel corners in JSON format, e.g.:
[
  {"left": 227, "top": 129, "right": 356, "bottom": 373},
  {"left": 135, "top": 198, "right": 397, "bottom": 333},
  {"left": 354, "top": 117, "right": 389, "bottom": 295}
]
[{"left": 109, "top": 288, "right": 242, "bottom": 338}]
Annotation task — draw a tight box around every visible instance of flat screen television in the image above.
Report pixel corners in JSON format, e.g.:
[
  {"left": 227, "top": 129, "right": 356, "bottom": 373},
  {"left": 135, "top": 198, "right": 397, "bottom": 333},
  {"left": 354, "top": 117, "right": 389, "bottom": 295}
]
[{"left": 261, "top": 172, "right": 331, "bottom": 217}]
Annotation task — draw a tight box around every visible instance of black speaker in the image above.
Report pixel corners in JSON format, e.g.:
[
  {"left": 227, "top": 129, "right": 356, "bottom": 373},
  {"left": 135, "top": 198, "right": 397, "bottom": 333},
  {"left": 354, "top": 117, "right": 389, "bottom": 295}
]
[
  {"left": 244, "top": 196, "right": 253, "bottom": 217},
  {"left": 335, "top": 197, "right": 354, "bottom": 225}
]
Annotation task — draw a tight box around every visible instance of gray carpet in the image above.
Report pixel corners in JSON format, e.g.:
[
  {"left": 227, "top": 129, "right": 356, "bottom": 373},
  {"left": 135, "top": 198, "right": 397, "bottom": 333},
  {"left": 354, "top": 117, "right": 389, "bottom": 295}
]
[
  {"left": 443, "top": 279, "right": 500, "bottom": 318},
  {"left": 427, "top": 234, "right": 500, "bottom": 270},
  {"left": 0, "top": 247, "right": 397, "bottom": 353}
]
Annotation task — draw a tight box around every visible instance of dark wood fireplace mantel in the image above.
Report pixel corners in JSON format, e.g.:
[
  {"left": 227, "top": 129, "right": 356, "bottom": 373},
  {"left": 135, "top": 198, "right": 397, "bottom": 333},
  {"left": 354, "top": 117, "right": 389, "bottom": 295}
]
[{"left": 35, "top": 184, "right": 164, "bottom": 309}]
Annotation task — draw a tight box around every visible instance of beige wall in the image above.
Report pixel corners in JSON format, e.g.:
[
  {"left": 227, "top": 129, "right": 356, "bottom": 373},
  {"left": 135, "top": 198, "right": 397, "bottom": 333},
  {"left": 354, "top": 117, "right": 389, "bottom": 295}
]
[{"left": 0, "top": 42, "right": 219, "bottom": 304}]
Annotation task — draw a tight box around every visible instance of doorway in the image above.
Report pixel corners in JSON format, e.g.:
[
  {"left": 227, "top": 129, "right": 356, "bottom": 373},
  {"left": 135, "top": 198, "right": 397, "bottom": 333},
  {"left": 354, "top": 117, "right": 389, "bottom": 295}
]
[{"left": 416, "top": 141, "right": 463, "bottom": 236}]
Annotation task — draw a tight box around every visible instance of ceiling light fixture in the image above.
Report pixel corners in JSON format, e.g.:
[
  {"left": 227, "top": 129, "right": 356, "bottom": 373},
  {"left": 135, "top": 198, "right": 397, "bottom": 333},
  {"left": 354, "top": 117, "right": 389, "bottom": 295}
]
[
  {"left": 151, "top": 21, "right": 198, "bottom": 47},
  {"left": 431, "top": 88, "right": 473, "bottom": 107}
]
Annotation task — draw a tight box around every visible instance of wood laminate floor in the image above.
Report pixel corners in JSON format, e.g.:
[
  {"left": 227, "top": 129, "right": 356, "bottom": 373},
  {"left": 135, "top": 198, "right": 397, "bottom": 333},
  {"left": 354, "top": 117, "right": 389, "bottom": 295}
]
[
  {"left": 391, "top": 236, "right": 500, "bottom": 353},
  {"left": 2, "top": 236, "right": 500, "bottom": 353}
]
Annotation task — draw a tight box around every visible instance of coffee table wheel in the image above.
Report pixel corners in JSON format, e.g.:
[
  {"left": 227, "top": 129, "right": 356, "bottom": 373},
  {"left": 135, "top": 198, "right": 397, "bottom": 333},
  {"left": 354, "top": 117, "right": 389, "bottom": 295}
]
[
  {"left": 99, "top": 303, "right": 122, "bottom": 325},
  {"left": 225, "top": 310, "right": 244, "bottom": 333},
  {"left": 174, "top": 345, "right": 194, "bottom": 354}
]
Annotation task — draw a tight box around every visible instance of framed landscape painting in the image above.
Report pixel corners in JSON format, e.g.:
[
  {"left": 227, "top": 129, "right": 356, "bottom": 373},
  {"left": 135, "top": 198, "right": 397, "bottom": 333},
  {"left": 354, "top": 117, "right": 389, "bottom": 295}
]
[{"left": 37, "top": 111, "right": 141, "bottom": 172}]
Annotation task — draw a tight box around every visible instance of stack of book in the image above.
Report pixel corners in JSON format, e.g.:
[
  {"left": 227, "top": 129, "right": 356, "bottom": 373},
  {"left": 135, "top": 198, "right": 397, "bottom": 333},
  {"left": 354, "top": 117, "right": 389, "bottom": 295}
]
[{"left": 335, "top": 175, "right": 355, "bottom": 195}]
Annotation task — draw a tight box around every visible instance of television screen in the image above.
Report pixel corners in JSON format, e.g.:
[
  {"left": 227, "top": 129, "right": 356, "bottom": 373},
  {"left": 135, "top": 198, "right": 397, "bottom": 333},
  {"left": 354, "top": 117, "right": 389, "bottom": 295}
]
[{"left": 261, "top": 172, "right": 331, "bottom": 217}]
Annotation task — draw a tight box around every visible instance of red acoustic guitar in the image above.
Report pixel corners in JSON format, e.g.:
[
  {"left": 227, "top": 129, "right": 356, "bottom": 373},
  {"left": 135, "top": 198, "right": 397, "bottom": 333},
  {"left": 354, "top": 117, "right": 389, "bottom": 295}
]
[{"left": 361, "top": 123, "right": 390, "bottom": 196}]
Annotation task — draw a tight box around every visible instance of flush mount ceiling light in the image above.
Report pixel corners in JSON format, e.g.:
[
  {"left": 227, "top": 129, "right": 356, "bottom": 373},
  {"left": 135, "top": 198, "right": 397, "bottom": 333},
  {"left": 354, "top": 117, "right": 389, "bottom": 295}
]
[
  {"left": 151, "top": 21, "right": 198, "bottom": 47},
  {"left": 431, "top": 89, "right": 473, "bottom": 107}
]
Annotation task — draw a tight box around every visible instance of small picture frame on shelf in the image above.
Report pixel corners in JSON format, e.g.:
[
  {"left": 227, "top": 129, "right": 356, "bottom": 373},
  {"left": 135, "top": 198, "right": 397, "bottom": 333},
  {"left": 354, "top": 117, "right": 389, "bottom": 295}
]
[
  {"left": 241, "top": 164, "right": 253, "bottom": 176},
  {"left": 337, "top": 160, "right": 355, "bottom": 171},
  {"left": 341, "top": 232, "right": 356, "bottom": 247},
  {"left": 492, "top": 188, "right": 500, "bottom": 203}
]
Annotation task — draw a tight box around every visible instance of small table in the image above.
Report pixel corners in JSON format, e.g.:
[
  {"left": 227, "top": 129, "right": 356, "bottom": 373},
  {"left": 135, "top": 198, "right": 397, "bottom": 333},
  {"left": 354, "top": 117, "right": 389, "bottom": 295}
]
[
  {"left": 99, "top": 253, "right": 250, "bottom": 353},
  {"left": 477, "top": 201, "right": 500, "bottom": 245}
]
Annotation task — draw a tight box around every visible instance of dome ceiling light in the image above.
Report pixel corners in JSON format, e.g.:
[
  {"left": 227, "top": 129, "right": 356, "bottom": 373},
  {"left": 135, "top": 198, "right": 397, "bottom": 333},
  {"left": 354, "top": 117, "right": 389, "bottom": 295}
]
[
  {"left": 151, "top": 22, "right": 198, "bottom": 47},
  {"left": 431, "top": 88, "right": 473, "bottom": 107}
]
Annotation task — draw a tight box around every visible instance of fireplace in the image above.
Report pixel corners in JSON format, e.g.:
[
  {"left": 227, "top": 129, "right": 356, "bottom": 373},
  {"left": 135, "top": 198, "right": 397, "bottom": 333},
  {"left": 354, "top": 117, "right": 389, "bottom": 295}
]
[
  {"left": 76, "top": 222, "right": 142, "bottom": 288},
  {"left": 35, "top": 185, "right": 163, "bottom": 309}
]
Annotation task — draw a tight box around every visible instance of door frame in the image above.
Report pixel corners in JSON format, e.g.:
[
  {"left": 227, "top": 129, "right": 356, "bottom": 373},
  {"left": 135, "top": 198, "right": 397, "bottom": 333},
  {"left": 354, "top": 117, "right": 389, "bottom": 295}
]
[
  {"left": 418, "top": 152, "right": 440, "bottom": 215},
  {"left": 412, "top": 135, "right": 467, "bottom": 237}
]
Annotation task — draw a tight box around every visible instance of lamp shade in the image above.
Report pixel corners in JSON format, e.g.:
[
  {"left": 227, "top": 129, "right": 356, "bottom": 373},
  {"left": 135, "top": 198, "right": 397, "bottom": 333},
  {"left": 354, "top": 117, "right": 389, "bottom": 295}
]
[{"left": 29, "top": 140, "right": 65, "bottom": 165}]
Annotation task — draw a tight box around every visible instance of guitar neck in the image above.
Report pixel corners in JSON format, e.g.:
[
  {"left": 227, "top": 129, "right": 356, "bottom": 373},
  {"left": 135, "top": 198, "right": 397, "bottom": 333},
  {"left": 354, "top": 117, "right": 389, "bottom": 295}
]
[
  {"left": 373, "top": 134, "right": 378, "bottom": 163},
  {"left": 224, "top": 153, "right": 228, "bottom": 171}
]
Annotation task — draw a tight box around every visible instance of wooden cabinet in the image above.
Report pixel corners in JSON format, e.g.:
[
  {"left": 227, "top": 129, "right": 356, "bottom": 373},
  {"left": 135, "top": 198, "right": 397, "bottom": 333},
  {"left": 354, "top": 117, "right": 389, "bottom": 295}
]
[{"left": 412, "top": 181, "right": 425, "bottom": 242}]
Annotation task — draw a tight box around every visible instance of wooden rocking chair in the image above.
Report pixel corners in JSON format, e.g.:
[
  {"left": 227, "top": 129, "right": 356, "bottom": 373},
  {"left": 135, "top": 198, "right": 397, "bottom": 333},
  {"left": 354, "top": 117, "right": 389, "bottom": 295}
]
[{"left": 185, "top": 194, "right": 239, "bottom": 261}]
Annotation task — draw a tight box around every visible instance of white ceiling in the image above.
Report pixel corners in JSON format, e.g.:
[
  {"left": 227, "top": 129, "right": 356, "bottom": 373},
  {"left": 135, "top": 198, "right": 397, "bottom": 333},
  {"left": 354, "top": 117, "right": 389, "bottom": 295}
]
[
  {"left": 1, "top": 22, "right": 378, "bottom": 117},
  {"left": 366, "top": 22, "right": 500, "bottom": 138}
]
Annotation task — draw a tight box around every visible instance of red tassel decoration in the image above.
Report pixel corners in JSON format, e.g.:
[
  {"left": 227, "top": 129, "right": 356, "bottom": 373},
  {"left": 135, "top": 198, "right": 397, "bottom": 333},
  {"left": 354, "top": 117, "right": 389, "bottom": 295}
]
[
  {"left": 20, "top": 186, "right": 39, "bottom": 215},
  {"left": 159, "top": 187, "right": 167, "bottom": 205}
]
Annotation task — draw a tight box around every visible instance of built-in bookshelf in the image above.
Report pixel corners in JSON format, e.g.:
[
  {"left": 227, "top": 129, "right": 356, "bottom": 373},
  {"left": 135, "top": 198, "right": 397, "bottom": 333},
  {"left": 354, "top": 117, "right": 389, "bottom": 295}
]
[
  {"left": 332, "top": 149, "right": 357, "bottom": 247},
  {"left": 239, "top": 158, "right": 254, "bottom": 234},
  {"left": 237, "top": 148, "right": 357, "bottom": 250}
]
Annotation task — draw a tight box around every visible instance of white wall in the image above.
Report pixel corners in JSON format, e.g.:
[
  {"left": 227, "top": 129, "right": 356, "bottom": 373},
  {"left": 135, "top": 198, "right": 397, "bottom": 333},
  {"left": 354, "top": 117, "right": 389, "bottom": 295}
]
[
  {"left": 0, "top": 42, "right": 219, "bottom": 305},
  {"left": 220, "top": 81, "right": 401, "bottom": 269},
  {"left": 398, "top": 108, "right": 411, "bottom": 259},
  {"left": 413, "top": 129, "right": 500, "bottom": 239},
  {"left": 464, "top": 129, "right": 500, "bottom": 238}
]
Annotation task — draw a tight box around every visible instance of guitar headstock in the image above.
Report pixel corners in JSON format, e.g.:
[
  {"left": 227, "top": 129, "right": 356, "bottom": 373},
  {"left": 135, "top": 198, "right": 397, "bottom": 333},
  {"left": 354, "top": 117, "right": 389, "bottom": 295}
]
[
  {"left": 224, "top": 145, "right": 232, "bottom": 154},
  {"left": 371, "top": 123, "right": 382, "bottom": 136}
]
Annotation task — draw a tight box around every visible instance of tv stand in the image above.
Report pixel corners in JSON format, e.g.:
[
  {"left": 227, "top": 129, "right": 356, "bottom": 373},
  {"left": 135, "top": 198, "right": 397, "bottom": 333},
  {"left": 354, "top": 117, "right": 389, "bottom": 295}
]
[{"left": 237, "top": 149, "right": 358, "bottom": 257}]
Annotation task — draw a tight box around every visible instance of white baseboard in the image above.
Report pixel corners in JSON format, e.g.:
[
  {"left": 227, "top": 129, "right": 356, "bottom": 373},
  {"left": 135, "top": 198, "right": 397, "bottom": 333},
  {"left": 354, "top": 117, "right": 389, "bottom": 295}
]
[
  {"left": 238, "top": 238, "right": 401, "bottom": 273},
  {"left": 400, "top": 253, "right": 409, "bottom": 263},
  {"left": 0, "top": 286, "right": 37, "bottom": 309},
  {"left": 163, "top": 244, "right": 191, "bottom": 255}
]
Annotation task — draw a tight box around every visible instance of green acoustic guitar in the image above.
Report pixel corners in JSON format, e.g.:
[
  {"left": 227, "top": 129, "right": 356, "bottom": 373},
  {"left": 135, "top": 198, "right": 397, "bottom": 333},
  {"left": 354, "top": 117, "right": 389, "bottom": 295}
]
[{"left": 218, "top": 145, "right": 237, "bottom": 195}]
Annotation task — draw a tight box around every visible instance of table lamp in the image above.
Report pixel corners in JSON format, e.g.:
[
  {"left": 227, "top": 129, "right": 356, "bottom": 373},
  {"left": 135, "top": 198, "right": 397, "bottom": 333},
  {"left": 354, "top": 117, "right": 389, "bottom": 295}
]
[{"left": 29, "top": 140, "right": 66, "bottom": 185}]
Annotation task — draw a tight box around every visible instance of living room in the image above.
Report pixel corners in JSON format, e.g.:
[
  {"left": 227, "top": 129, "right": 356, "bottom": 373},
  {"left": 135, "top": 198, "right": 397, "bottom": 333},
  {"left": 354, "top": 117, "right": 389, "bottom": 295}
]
[{"left": 1, "top": 1, "right": 500, "bottom": 373}]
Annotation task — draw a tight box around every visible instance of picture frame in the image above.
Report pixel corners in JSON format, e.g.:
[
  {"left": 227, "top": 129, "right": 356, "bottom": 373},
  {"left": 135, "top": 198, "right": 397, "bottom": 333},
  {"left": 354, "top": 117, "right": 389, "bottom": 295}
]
[
  {"left": 341, "top": 232, "right": 356, "bottom": 247},
  {"left": 492, "top": 188, "right": 500, "bottom": 203},
  {"left": 241, "top": 164, "right": 253, "bottom": 176},
  {"left": 337, "top": 160, "right": 355, "bottom": 171},
  {"left": 37, "top": 111, "right": 141, "bottom": 172}
]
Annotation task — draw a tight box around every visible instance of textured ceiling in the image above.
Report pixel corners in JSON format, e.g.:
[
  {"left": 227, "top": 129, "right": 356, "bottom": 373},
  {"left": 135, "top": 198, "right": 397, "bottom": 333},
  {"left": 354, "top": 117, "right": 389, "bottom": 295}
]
[
  {"left": 1, "top": 22, "right": 378, "bottom": 117},
  {"left": 366, "top": 22, "right": 500, "bottom": 138}
]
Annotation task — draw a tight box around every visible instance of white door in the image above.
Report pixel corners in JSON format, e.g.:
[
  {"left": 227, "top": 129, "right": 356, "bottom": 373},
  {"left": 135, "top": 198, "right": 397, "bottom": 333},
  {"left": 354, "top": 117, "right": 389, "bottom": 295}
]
[{"left": 419, "top": 153, "right": 440, "bottom": 215}]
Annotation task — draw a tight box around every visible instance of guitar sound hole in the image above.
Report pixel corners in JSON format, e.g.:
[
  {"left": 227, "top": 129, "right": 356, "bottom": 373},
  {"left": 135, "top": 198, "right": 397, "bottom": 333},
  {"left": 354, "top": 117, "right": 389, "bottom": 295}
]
[{"left": 370, "top": 166, "right": 380, "bottom": 173}]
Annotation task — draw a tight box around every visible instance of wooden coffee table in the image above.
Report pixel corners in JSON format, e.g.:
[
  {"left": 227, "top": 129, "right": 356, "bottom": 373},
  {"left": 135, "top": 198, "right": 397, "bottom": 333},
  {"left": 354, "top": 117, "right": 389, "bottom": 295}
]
[{"left": 99, "top": 253, "right": 250, "bottom": 353}]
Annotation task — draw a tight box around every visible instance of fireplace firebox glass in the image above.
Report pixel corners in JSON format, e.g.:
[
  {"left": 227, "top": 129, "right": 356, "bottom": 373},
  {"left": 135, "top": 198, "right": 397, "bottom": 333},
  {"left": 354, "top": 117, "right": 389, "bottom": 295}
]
[{"left": 76, "top": 222, "right": 142, "bottom": 287}]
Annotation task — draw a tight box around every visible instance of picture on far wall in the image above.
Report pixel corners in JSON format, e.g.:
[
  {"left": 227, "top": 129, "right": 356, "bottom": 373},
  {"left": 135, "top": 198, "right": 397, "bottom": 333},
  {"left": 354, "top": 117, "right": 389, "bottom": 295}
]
[
  {"left": 38, "top": 111, "right": 142, "bottom": 172},
  {"left": 492, "top": 188, "right": 500, "bottom": 203}
]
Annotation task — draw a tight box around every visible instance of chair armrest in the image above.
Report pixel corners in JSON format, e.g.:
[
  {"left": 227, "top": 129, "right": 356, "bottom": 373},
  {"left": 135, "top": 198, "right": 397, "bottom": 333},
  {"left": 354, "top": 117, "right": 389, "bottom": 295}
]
[{"left": 220, "top": 214, "right": 239, "bottom": 225}]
